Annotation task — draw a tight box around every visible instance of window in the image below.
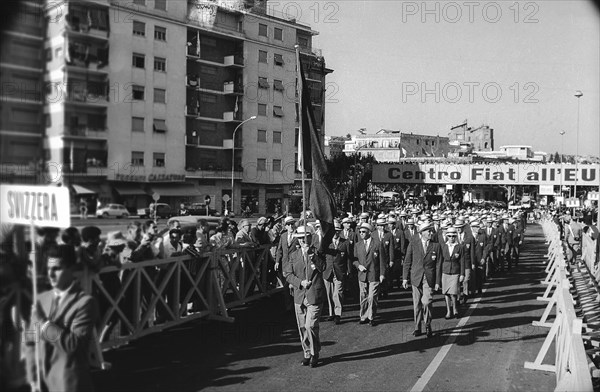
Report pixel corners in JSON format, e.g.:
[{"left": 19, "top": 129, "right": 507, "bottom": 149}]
[
  {"left": 133, "top": 21, "right": 145, "bottom": 36},
  {"left": 55, "top": 47, "right": 62, "bottom": 58},
  {"left": 274, "top": 53, "right": 283, "bottom": 66},
  {"left": 45, "top": 48, "right": 52, "bottom": 61},
  {"left": 200, "top": 94, "right": 216, "bottom": 103},
  {"left": 155, "top": 0, "right": 166, "bottom": 10},
  {"left": 273, "top": 79, "right": 284, "bottom": 92},
  {"left": 257, "top": 129, "right": 267, "bottom": 142},
  {"left": 132, "top": 85, "right": 144, "bottom": 100},
  {"left": 295, "top": 128, "right": 299, "bottom": 146},
  {"left": 258, "top": 50, "right": 267, "bottom": 63},
  {"left": 425, "top": 140, "right": 429, "bottom": 145},
  {"left": 154, "top": 88, "right": 166, "bottom": 103},
  {"left": 273, "top": 106, "right": 284, "bottom": 117},
  {"left": 153, "top": 119, "right": 167, "bottom": 133},
  {"left": 154, "top": 26, "right": 166, "bottom": 41},
  {"left": 132, "top": 151, "right": 144, "bottom": 166},
  {"left": 273, "top": 131, "right": 282, "bottom": 144},
  {"left": 484, "top": 142, "right": 489, "bottom": 148},
  {"left": 132, "top": 53, "right": 145, "bottom": 68},
  {"left": 133, "top": 0, "right": 145, "bottom": 5},
  {"left": 274, "top": 27, "right": 283, "bottom": 41},
  {"left": 154, "top": 57, "right": 166, "bottom": 72},
  {"left": 257, "top": 158, "right": 266, "bottom": 171},
  {"left": 132, "top": 117, "right": 144, "bottom": 132},
  {"left": 432, "top": 141, "right": 435, "bottom": 146},
  {"left": 153, "top": 152, "right": 165, "bottom": 167},
  {"left": 297, "top": 36, "right": 309, "bottom": 48},
  {"left": 273, "top": 159, "right": 282, "bottom": 172},
  {"left": 416, "top": 139, "right": 420, "bottom": 145},
  {"left": 258, "top": 77, "right": 269, "bottom": 89},
  {"left": 258, "top": 23, "right": 268, "bottom": 37},
  {"left": 258, "top": 103, "right": 267, "bottom": 116}
]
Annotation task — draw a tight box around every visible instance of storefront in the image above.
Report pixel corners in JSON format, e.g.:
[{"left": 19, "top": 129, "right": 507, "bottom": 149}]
[{"left": 112, "top": 183, "right": 149, "bottom": 211}]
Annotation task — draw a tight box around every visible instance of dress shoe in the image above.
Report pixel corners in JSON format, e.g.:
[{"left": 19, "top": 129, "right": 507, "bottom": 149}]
[
  {"left": 412, "top": 329, "right": 422, "bottom": 337},
  {"left": 301, "top": 356, "right": 311, "bottom": 366},
  {"left": 445, "top": 314, "right": 452, "bottom": 320},
  {"left": 454, "top": 313, "right": 460, "bottom": 319},
  {"left": 359, "top": 319, "right": 369, "bottom": 325},
  {"left": 334, "top": 316, "right": 341, "bottom": 325},
  {"left": 326, "top": 315, "right": 335, "bottom": 322},
  {"left": 369, "top": 319, "right": 377, "bottom": 327},
  {"left": 426, "top": 326, "right": 433, "bottom": 338},
  {"left": 310, "top": 354, "right": 319, "bottom": 368}
]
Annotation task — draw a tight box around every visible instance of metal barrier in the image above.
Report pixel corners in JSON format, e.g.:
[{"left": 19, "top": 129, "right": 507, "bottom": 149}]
[
  {"left": 81, "top": 244, "right": 282, "bottom": 349},
  {"left": 524, "top": 219, "right": 594, "bottom": 392}
]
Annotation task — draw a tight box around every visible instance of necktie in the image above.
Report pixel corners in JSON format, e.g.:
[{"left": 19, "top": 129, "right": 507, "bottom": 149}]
[{"left": 49, "top": 293, "right": 60, "bottom": 320}]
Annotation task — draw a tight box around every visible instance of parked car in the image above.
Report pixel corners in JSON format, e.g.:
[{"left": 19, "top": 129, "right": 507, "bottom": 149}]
[
  {"left": 187, "top": 203, "right": 219, "bottom": 216},
  {"left": 160, "top": 215, "right": 222, "bottom": 238},
  {"left": 137, "top": 203, "right": 173, "bottom": 219},
  {"left": 96, "top": 204, "right": 129, "bottom": 218}
]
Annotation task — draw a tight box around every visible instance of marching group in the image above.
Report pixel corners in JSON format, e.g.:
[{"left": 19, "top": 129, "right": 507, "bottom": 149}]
[{"left": 0, "top": 204, "right": 529, "bottom": 389}]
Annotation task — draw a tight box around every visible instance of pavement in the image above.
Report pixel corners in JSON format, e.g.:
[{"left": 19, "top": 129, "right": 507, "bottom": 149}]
[{"left": 92, "top": 224, "right": 556, "bottom": 391}]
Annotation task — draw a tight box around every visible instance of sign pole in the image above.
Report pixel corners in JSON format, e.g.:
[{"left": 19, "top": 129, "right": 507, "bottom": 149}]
[{"left": 29, "top": 221, "right": 41, "bottom": 392}]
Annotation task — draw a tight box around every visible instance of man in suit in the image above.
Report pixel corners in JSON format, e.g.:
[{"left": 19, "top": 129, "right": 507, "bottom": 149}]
[
  {"left": 471, "top": 221, "right": 488, "bottom": 293},
  {"left": 500, "top": 215, "right": 515, "bottom": 270},
  {"left": 25, "top": 244, "right": 99, "bottom": 392},
  {"left": 483, "top": 217, "right": 497, "bottom": 278},
  {"left": 284, "top": 225, "right": 326, "bottom": 368},
  {"left": 403, "top": 222, "right": 442, "bottom": 338},
  {"left": 373, "top": 218, "right": 395, "bottom": 298},
  {"left": 388, "top": 217, "right": 405, "bottom": 289},
  {"left": 455, "top": 218, "right": 475, "bottom": 303},
  {"left": 275, "top": 216, "right": 298, "bottom": 311},
  {"left": 563, "top": 212, "right": 583, "bottom": 264},
  {"left": 353, "top": 223, "right": 385, "bottom": 326},
  {"left": 322, "top": 221, "right": 351, "bottom": 325}
]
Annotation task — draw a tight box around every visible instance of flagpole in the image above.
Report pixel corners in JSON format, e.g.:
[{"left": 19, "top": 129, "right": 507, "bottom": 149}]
[{"left": 295, "top": 45, "right": 309, "bottom": 278}]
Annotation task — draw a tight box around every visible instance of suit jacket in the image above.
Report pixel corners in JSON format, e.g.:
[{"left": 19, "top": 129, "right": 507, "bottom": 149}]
[
  {"left": 284, "top": 246, "right": 326, "bottom": 305},
  {"left": 374, "top": 230, "right": 395, "bottom": 268},
  {"left": 458, "top": 232, "right": 476, "bottom": 270},
  {"left": 438, "top": 242, "right": 464, "bottom": 278},
  {"left": 276, "top": 230, "right": 298, "bottom": 267},
  {"left": 391, "top": 228, "right": 406, "bottom": 263},
  {"left": 353, "top": 237, "right": 385, "bottom": 283},
  {"left": 27, "top": 284, "right": 99, "bottom": 392},
  {"left": 500, "top": 224, "right": 516, "bottom": 248},
  {"left": 565, "top": 221, "right": 583, "bottom": 246},
  {"left": 403, "top": 237, "right": 442, "bottom": 288},
  {"left": 474, "top": 230, "right": 488, "bottom": 265},
  {"left": 323, "top": 237, "right": 351, "bottom": 281},
  {"left": 340, "top": 228, "right": 355, "bottom": 260}
]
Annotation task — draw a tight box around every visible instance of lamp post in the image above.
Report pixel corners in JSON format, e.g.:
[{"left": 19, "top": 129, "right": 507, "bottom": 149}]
[
  {"left": 353, "top": 143, "right": 368, "bottom": 209},
  {"left": 574, "top": 90, "right": 583, "bottom": 201},
  {"left": 559, "top": 130, "right": 565, "bottom": 201},
  {"left": 231, "top": 115, "right": 256, "bottom": 216}
]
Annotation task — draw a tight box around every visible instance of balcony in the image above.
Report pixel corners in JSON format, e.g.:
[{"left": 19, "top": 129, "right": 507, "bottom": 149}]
[
  {"left": 185, "top": 168, "right": 242, "bottom": 179},
  {"left": 66, "top": 5, "right": 109, "bottom": 40},
  {"left": 223, "top": 111, "right": 242, "bottom": 122},
  {"left": 185, "top": 136, "right": 235, "bottom": 149},
  {"left": 64, "top": 126, "right": 107, "bottom": 139},
  {"left": 298, "top": 45, "right": 322, "bottom": 58},
  {"left": 65, "top": 87, "right": 109, "bottom": 106},
  {"left": 66, "top": 43, "right": 109, "bottom": 73},
  {"left": 223, "top": 81, "right": 243, "bottom": 95},
  {"left": 224, "top": 55, "right": 244, "bottom": 67}
]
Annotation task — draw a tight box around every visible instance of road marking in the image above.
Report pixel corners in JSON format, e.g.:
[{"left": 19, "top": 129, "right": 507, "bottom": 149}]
[{"left": 410, "top": 287, "right": 488, "bottom": 392}]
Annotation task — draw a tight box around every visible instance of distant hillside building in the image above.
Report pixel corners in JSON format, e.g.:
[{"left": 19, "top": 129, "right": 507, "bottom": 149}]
[
  {"left": 448, "top": 122, "right": 494, "bottom": 151},
  {"left": 324, "top": 135, "right": 346, "bottom": 159},
  {"left": 343, "top": 129, "right": 450, "bottom": 162}
]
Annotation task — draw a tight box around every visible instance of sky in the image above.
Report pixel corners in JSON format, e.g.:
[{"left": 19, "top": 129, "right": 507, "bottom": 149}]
[{"left": 275, "top": 0, "right": 600, "bottom": 157}]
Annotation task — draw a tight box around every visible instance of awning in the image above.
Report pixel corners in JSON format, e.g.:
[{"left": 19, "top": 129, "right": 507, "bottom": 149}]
[
  {"left": 153, "top": 120, "right": 167, "bottom": 133},
  {"left": 273, "top": 106, "right": 284, "bottom": 117},
  {"left": 273, "top": 80, "right": 284, "bottom": 91},
  {"left": 150, "top": 184, "right": 199, "bottom": 197},
  {"left": 72, "top": 184, "right": 98, "bottom": 195},
  {"left": 113, "top": 184, "right": 148, "bottom": 196}
]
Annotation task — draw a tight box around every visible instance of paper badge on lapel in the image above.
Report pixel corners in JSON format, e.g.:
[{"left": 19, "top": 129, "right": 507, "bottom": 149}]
[
  {"left": 432, "top": 252, "right": 437, "bottom": 260},
  {"left": 466, "top": 243, "right": 471, "bottom": 249}
]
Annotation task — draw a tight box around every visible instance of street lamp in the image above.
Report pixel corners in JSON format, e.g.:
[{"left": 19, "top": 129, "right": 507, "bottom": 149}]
[
  {"left": 231, "top": 115, "right": 256, "bottom": 216},
  {"left": 574, "top": 90, "right": 583, "bottom": 201},
  {"left": 559, "top": 130, "right": 565, "bottom": 200}
]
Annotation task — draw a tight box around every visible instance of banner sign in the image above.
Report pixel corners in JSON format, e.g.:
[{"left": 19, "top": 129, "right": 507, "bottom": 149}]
[
  {"left": 373, "top": 163, "right": 600, "bottom": 186},
  {"left": 539, "top": 184, "right": 555, "bottom": 195},
  {"left": 1, "top": 184, "right": 70, "bottom": 228}
]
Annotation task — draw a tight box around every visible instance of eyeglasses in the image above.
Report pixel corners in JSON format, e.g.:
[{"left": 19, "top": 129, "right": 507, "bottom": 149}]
[
  {"left": 447, "top": 234, "right": 457, "bottom": 237},
  {"left": 359, "top": 230, "right": 369, "bottom": 234}
]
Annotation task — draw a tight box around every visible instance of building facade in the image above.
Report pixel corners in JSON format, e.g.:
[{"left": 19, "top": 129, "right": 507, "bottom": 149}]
[
  {"left": 0, "top": 1, "right": 46, "bottom": 184},
  {"left": 37, "top": 0, "right": 331, "bottom": 215},
  {"left": 448, "top": 121, "right": 494, "bottom": 152},
  {"left": 343, "top": 129, "right": 451, "bottom": 162},
  {"left": 324, "top": 135, "right": 346, "bottom": 159}
]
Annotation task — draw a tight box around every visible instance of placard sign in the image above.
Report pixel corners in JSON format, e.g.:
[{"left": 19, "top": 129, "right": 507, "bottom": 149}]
[{"left": 1, "top": 184, "right": 70, "bottom": 228}]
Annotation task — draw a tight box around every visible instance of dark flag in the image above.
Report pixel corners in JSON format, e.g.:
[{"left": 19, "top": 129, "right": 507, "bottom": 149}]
[{"left": 297, "top": 63, "right": 337, "bottom": 253}]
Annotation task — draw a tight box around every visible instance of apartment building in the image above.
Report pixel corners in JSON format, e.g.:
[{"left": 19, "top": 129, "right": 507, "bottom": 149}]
[
  {"left": 38, "top": 0, "right": 331, "bottom": 214},
  {"left": 448, "top": 121, "right": 494, "bottom": 152},
  {"left": 0, "top": 1, "right": 46, "bottom": 184},
  {"left": 343, "top": 129, "right": 450, "bottom": 162}
]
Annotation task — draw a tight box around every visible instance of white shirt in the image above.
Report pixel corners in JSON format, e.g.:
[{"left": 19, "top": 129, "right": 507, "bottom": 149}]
[
  {"left": 447, "top": 242, "right": 457, "bottom": 255},
  {"left": 364, "top": 238, "right": 371, "bottom": 250}
]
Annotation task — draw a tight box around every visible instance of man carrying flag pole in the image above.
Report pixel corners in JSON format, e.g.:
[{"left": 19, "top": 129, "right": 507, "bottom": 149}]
[{"left": 284, "top": 45, "right": 337, "bottom": 368}]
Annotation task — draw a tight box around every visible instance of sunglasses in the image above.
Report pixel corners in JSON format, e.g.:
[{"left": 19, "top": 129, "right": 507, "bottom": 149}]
[
  {"left": 359, "top": 230, "right": 369, "bottom": 234},
  {"left": 447, "top": 234, "right": 457, "bottom": 237}
]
